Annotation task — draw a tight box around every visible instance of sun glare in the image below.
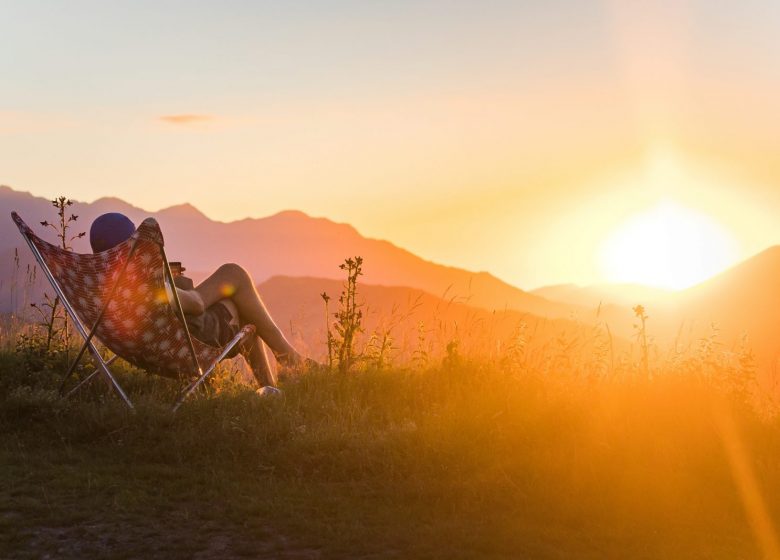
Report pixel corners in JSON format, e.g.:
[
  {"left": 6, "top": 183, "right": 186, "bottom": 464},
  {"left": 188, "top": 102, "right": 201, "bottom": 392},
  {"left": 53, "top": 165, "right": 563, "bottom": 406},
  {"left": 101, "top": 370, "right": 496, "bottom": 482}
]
[{"left": 599, "top": 199, "right": 738, "bottom": 290}]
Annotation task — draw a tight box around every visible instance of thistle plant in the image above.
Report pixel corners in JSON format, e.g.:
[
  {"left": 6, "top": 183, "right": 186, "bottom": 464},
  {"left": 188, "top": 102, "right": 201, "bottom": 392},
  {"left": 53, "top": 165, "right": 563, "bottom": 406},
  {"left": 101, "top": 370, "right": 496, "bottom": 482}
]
[
  {"left": 37, "top": 197, "right": 85, "bottom": 351},
  {"left": 321, "top": 256, "right": 364, "bottom": 373},
  {"left": 40, "top": 196, "right": 85, "bottom": 251},
  {"left": 17, "top": 196, "right": 84, "bottom": 369}
]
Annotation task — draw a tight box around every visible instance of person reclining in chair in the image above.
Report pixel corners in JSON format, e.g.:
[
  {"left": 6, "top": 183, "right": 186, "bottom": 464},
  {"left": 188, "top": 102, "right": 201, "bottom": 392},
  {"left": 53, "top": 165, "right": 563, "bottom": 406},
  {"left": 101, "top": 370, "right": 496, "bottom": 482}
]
[{"left": 90, "top": 212, "right": 307, "bottom": 388}]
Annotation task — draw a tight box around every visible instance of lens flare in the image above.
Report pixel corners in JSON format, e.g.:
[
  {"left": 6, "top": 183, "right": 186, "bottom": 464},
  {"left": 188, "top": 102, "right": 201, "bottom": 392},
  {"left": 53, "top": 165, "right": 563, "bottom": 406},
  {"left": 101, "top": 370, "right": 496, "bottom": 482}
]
[{"left": 220, "top": 283, "right": 236, "bottom": 297}]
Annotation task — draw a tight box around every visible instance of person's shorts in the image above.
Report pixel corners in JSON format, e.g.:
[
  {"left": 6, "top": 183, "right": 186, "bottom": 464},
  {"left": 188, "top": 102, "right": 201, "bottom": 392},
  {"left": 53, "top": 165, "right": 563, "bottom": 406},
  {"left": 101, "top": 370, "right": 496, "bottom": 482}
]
[{"left": 186, "top": 301, "right": 240, "bottom": 348}]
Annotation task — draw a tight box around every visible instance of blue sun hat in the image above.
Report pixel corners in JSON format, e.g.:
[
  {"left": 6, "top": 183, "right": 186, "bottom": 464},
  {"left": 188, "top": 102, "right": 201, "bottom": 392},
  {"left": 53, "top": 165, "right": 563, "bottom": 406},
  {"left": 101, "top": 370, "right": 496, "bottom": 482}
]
[{"left": 89, "top": 213, "right": 136, "bottom": 253}]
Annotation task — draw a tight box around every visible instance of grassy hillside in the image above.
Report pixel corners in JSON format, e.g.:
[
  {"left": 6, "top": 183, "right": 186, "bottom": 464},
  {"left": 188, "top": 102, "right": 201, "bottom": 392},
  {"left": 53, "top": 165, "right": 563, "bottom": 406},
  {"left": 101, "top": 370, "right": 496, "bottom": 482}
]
[
  {"left": 1, "top": 237, "right": 777, "bottom": 558},
  {"left": 1, "top": 343, "right": 778, "bottom": 559}
]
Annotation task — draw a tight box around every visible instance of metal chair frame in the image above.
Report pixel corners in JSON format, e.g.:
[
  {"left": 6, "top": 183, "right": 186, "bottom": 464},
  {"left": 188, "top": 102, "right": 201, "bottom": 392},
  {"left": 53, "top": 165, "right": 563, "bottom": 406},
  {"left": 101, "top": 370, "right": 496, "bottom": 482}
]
[{"left": 12, "top": 212, "right": 253, "bottom": 411}]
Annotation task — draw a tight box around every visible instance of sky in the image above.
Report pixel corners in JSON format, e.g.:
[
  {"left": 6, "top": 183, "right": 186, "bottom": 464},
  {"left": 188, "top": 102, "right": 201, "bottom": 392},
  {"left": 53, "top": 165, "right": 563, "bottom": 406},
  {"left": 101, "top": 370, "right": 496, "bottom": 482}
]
[{"left": 2, "top": 0, "right": 780, "bottom": 290}]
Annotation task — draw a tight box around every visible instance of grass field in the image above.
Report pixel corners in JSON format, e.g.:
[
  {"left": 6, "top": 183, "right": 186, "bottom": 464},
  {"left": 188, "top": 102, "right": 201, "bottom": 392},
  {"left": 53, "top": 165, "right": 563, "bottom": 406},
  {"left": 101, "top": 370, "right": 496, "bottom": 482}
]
[{"left": 2, "top": 345, "right": 779, "bottom": 559}]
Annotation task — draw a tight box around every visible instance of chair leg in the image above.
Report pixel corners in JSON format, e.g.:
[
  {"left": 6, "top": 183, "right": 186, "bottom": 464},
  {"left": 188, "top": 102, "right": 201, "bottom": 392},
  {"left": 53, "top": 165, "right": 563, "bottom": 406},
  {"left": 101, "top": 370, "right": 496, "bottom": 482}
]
[
  {"left": 59, "top": 337, "right": 93, "bottom": 394},
  {"left": 172, "top": 328, "right": 252, "bottom": 412},
  {"left": 63, "top": 355, "right": 119, "bottom": 399},
  {"left": 172, "top": 361, "right": 220, "bottom": 412},
  {"left": 17, "top": 231, "right": 136, "bottom": 410},
  {"left": 86, "top": 347, "right": 134, "bottom": 410}
]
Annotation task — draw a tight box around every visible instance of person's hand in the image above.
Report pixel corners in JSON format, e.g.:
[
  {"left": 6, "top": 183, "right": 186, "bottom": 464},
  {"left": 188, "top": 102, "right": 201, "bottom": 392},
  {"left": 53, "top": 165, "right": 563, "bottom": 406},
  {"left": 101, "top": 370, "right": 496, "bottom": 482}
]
[{"left": 173, "top": 275, "right": 194, "bottom": 290}]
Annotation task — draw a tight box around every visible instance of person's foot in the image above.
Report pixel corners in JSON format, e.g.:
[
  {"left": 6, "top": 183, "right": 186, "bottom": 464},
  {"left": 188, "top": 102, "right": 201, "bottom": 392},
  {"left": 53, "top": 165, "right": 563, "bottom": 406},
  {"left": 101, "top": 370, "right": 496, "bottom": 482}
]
[
  {"left": 256, "top": 386, "right": 282, "bottom": 398},
  {"left": 276, "top": 356, "right": 321, "bottom": 381},
  {"left": 276, "top": 350, "right": 320, "bottom": 370},
  {"left": 275, "top": 349, "right": 304, "bottom": 367}
]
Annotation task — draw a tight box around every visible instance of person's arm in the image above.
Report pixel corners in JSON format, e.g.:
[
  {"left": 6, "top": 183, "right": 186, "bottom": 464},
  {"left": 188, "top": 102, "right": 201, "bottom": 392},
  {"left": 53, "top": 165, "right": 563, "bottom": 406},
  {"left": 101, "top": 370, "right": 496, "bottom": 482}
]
[
  {"left": 175, "top": 287, "right": 205, "bottom": 316},
  {"left": 164, "top": 270, "right": 203, "bottom": 315}
]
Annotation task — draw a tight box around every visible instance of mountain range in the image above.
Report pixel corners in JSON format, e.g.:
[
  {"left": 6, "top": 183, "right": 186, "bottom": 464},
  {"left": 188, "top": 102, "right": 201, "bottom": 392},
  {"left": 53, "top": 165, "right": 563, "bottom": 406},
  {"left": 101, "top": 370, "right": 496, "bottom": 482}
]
[
  {"left": 2, "top": 185, "right": 780, "bottom": 370},
  {"left": 0, "top": 185, "right": 577, "bottom": 320}
]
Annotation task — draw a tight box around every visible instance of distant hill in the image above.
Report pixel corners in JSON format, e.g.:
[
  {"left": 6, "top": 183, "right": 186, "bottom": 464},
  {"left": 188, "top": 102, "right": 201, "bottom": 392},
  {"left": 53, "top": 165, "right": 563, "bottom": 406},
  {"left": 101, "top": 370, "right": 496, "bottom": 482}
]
[
  {"left": 532, "top": 261, "right": 780, "bottom": 370},
  {"left": 672, "top": 246, "right": 780, "bottom": 368},
  {"left": 531, "top": 283, "right": 676, "bottom": 309},
  {"left": 258, "top": 276, "right": 626, "bottom": 364},
  {"left": 0, "top": 185, "right": 580, "bottom": 320}
]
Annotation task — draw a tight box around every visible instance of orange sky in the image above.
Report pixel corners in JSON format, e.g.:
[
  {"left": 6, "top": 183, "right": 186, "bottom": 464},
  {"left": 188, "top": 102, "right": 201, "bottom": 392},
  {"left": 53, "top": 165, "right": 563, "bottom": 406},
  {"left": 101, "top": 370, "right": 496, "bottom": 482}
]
[{"left": 2, "top": 1, "right": 780, "bottom": 289}]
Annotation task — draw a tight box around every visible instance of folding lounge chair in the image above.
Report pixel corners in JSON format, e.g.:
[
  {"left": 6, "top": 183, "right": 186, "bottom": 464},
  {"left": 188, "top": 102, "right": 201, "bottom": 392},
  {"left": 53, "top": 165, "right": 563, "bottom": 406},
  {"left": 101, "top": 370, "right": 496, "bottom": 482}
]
[{"left": 11, "top": 211, "right": 256, "bottom": 411}]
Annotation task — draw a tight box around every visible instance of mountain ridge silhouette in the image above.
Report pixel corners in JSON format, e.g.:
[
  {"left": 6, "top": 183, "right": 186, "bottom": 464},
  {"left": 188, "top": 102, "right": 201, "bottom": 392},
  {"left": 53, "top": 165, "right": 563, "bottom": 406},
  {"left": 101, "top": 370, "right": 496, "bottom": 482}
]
[
  {"left": 0, "top": 185, "right": 575, "bottom": 320},
  {"left": 4, "top": 184, "right": 780, "bottom": 368}
]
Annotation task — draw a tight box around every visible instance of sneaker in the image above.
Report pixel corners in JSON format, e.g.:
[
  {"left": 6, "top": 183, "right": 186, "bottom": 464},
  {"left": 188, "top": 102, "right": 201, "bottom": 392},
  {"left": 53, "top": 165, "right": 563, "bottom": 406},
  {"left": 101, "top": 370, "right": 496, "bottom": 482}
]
[{"left": 256, "top": 386, "right": 283, "bottom": 398}]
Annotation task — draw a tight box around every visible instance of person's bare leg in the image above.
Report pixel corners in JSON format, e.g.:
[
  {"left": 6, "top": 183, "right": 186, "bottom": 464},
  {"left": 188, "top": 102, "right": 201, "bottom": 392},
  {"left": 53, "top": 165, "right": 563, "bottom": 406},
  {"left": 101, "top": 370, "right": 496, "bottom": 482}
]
[
  {"left": 245, "top": 335, "right": 276, "bottom": 386},
  {"left": 194, "top": 264, "right": 302, "bottom": 365},
  {"left": 218, "top": 299, "right": 276, "bottom": 386}
]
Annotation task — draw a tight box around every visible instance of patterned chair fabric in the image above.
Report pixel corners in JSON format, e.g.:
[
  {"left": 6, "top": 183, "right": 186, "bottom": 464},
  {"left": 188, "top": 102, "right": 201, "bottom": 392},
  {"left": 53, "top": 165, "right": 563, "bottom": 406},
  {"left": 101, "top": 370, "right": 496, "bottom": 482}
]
[{"left": 11, "top": 212, "right": 254, "bottom": 379}]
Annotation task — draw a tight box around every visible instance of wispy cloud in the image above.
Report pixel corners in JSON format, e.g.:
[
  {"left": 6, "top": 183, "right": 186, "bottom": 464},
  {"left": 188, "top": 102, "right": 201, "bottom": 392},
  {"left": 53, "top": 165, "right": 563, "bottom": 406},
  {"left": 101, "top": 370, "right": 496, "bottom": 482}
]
[{"left": 159, "top": 114, "right": 214, "bottom": 125}]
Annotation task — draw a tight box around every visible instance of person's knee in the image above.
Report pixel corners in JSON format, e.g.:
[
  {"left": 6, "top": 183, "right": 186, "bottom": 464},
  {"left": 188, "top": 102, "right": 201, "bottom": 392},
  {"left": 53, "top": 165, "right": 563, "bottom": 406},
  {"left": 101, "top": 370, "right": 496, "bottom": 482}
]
[{"left": 217, "top": 263, "right": 252, "bottom": 283}]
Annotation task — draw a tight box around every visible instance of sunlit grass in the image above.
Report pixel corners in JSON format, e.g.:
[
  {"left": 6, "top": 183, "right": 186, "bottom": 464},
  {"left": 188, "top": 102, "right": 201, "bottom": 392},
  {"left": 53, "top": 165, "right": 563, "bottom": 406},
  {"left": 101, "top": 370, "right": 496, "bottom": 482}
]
[
  {"left": 1, "top": 341, "right": 778, "bottom": 558},
  {"left": 1, "top": 233, "right": 776, "bottom": 557}
]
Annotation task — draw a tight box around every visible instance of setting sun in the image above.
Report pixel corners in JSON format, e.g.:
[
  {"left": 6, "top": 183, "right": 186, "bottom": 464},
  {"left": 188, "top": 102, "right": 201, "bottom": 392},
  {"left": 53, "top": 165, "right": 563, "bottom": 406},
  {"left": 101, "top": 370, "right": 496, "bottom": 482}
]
[{"left": 599, "top": 199, "right": 739, "bottom": 290}]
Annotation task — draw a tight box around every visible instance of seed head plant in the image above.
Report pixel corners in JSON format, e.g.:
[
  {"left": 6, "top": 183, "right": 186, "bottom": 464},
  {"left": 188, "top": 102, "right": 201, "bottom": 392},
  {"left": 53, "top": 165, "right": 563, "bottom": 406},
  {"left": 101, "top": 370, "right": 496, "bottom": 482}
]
[
  {"left": 16, "top": 196, "right": 84, "bottom": 371},
  {"left": 633, "top": 304, "right": 650, "bottom": 378},
  {"left": 321, "top": 256, "right": 364, "bottom": 373},
  {"left": 320, "top": 291, "right": 334, "bottom": 369}
]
